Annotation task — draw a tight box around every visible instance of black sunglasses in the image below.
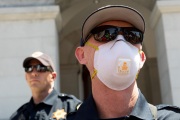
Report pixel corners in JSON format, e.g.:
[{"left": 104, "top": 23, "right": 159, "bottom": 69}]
[
  {"left": 24, "top": 64, "right": 53, "bottom": 73},
  {"left": 83, "top": 25, "right": 143, "bottom": 45}
]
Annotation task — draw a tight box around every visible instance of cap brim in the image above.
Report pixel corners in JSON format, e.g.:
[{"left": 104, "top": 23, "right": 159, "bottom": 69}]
[
  {"left": 81, "top": 5, "right": 145, "bottom": 45},
  {"left": 23, "top": 57, "right": 36, "bottom": 67},
  {"left": 23, "top": 57, "right": 49, "bottom": 67}
]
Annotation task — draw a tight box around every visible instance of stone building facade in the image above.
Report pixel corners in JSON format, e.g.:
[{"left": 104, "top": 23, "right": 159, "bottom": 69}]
[{"left": 0, "top": 0, "right": 180, "bottom": 119}]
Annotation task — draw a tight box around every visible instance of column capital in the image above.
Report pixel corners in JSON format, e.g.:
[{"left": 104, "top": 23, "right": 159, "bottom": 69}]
[
  {"left": 0, "top": 0, "right": 55, "bottom": 7},
  {"left": 150, "top": 1, "right": 180, "bottom": 29},
  {"left": 0, "top": 5, "right": 60, "bottom": 21}
]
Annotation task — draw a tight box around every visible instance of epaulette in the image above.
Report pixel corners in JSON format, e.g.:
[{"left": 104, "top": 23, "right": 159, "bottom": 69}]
[
  {"left": 58, "top": 93, "right": 69, "bottom": 97},
  {"left": 156, "top": 104, "right": 180, "bottom": 111},
  {"left": 57, "top": 93, "right": 82, "bottom": 105},
  {"left": 58, "top": 93, "right": 81, "bottom": 100},
  {"left": 57, "top": 93, "right": 76, "bottom": 101}
]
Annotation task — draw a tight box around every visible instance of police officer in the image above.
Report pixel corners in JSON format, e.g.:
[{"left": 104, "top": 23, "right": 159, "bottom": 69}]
[
  {"left": 10, "top": 51, "right": 81, "bottom": 120},
  {"left": 67, "top": 5, "right": 180, "bottom": 120}
]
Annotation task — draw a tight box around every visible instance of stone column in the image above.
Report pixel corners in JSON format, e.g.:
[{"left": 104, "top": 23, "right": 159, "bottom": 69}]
[
  {"left": 151, "top": 0, "right": 180, "bottom": 106},
  {"left": 0, "top": 0, "right": 61, "bottom": 119}
]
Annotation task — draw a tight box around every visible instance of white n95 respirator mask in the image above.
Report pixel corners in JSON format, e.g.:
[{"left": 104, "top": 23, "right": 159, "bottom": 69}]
[{"left": 86, "top": 35, "right": 142, "bottom": 91}]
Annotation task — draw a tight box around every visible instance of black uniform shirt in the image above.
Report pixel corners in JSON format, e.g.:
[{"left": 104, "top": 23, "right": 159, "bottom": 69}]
[
  {"left": 10, "top": 89, "right": 81, "bottom": 120},
  {"left": 67, "top": 90, "right": 180, "bottom": 120}
]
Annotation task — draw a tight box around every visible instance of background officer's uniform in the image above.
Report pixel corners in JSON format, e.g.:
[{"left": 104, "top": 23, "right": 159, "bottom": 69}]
[
  {"left": 67, "top": 90, "right": 180, "bottom": 120},
  {"left": 10, "top": 89, "right": 81, "bottom": 120}
]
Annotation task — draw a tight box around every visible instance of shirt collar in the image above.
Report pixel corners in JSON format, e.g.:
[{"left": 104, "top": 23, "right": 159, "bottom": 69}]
[
  {"left": 29, "top": 88, "right": 58, "bottom": 106},
  {"left": 43, "top": 88, "right": 58, "bottom": 105},
  {"left": 130, "top": 90, "right": 154, "bottom": 119},
  {"left": 26, "top": 89, "right": 58, "bottom": 112}
]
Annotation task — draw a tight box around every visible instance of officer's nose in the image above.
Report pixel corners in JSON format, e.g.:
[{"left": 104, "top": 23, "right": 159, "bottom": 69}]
[{"left": 31, "top": 69, "right": 39, "bottom": 77}]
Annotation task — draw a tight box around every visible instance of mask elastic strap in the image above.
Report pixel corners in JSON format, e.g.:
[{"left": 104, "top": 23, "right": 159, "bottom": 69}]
[
  {"left": 91, "top": 69, "right": 97, "bottom": 80},
  {"left": 85, "top": 42, "right": 98, "bottom": 79},
  {"left": 135, "top": 71, "right": 140, "bottom": 80},
  {"left": 139, "top": 50, "right": 142, "bottom": 60},
  {"left": 85, "top": 41, "right": 99, "bottom": 50}
]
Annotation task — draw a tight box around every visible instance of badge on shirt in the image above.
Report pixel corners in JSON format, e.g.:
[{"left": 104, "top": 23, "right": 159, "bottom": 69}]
[{"left": 52, "top": 109, "right": 67, "bottom": 120}]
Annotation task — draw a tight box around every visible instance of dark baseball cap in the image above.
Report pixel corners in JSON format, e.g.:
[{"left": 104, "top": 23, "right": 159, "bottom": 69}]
[
  {"left": 81, "top": 5, "right": 145, "bottom": 46},
  {"left": 23, "top": 51, "right": 55, "bottom": 72}
]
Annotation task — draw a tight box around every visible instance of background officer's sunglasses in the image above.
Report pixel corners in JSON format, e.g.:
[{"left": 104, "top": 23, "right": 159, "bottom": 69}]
[{"left": 25, "top": 64, "right": 53, "bottom": 73}]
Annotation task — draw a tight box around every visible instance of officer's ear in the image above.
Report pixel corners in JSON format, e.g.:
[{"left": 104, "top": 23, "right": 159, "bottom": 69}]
[
  {"left": 51, "top": 72, "right": 56, "bottom": 81},
  {"left": 139, "top": 50, "right": 146, "bottom": 68},
  {"left": 75, "top": 47, "right": 87, "bottom": 64}
]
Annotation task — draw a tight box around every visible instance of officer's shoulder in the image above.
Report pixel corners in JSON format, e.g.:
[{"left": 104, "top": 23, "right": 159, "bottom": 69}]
[
  {"left": 58, "top": 93, "right": 76, "bottom": 99},
  {"left": 10, "top": 102, "right": 29, "bottom": 119},
  {"left": 16, "top": 102, "right": 29, "bottom": 112},
  {"left": 57, "top": 93, "right": 82, "bottom": 111},
  {"left": 58, "top": 93, "right": 81, "bottom": 102},
  {"left": 156, "top": 104, "right": 180, "bottom": 113}
]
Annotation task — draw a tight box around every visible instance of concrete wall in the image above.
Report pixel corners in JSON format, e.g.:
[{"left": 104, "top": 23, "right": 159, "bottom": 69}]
[{"left": 0, "top": 5, "right": 60, "bottom": 119}]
